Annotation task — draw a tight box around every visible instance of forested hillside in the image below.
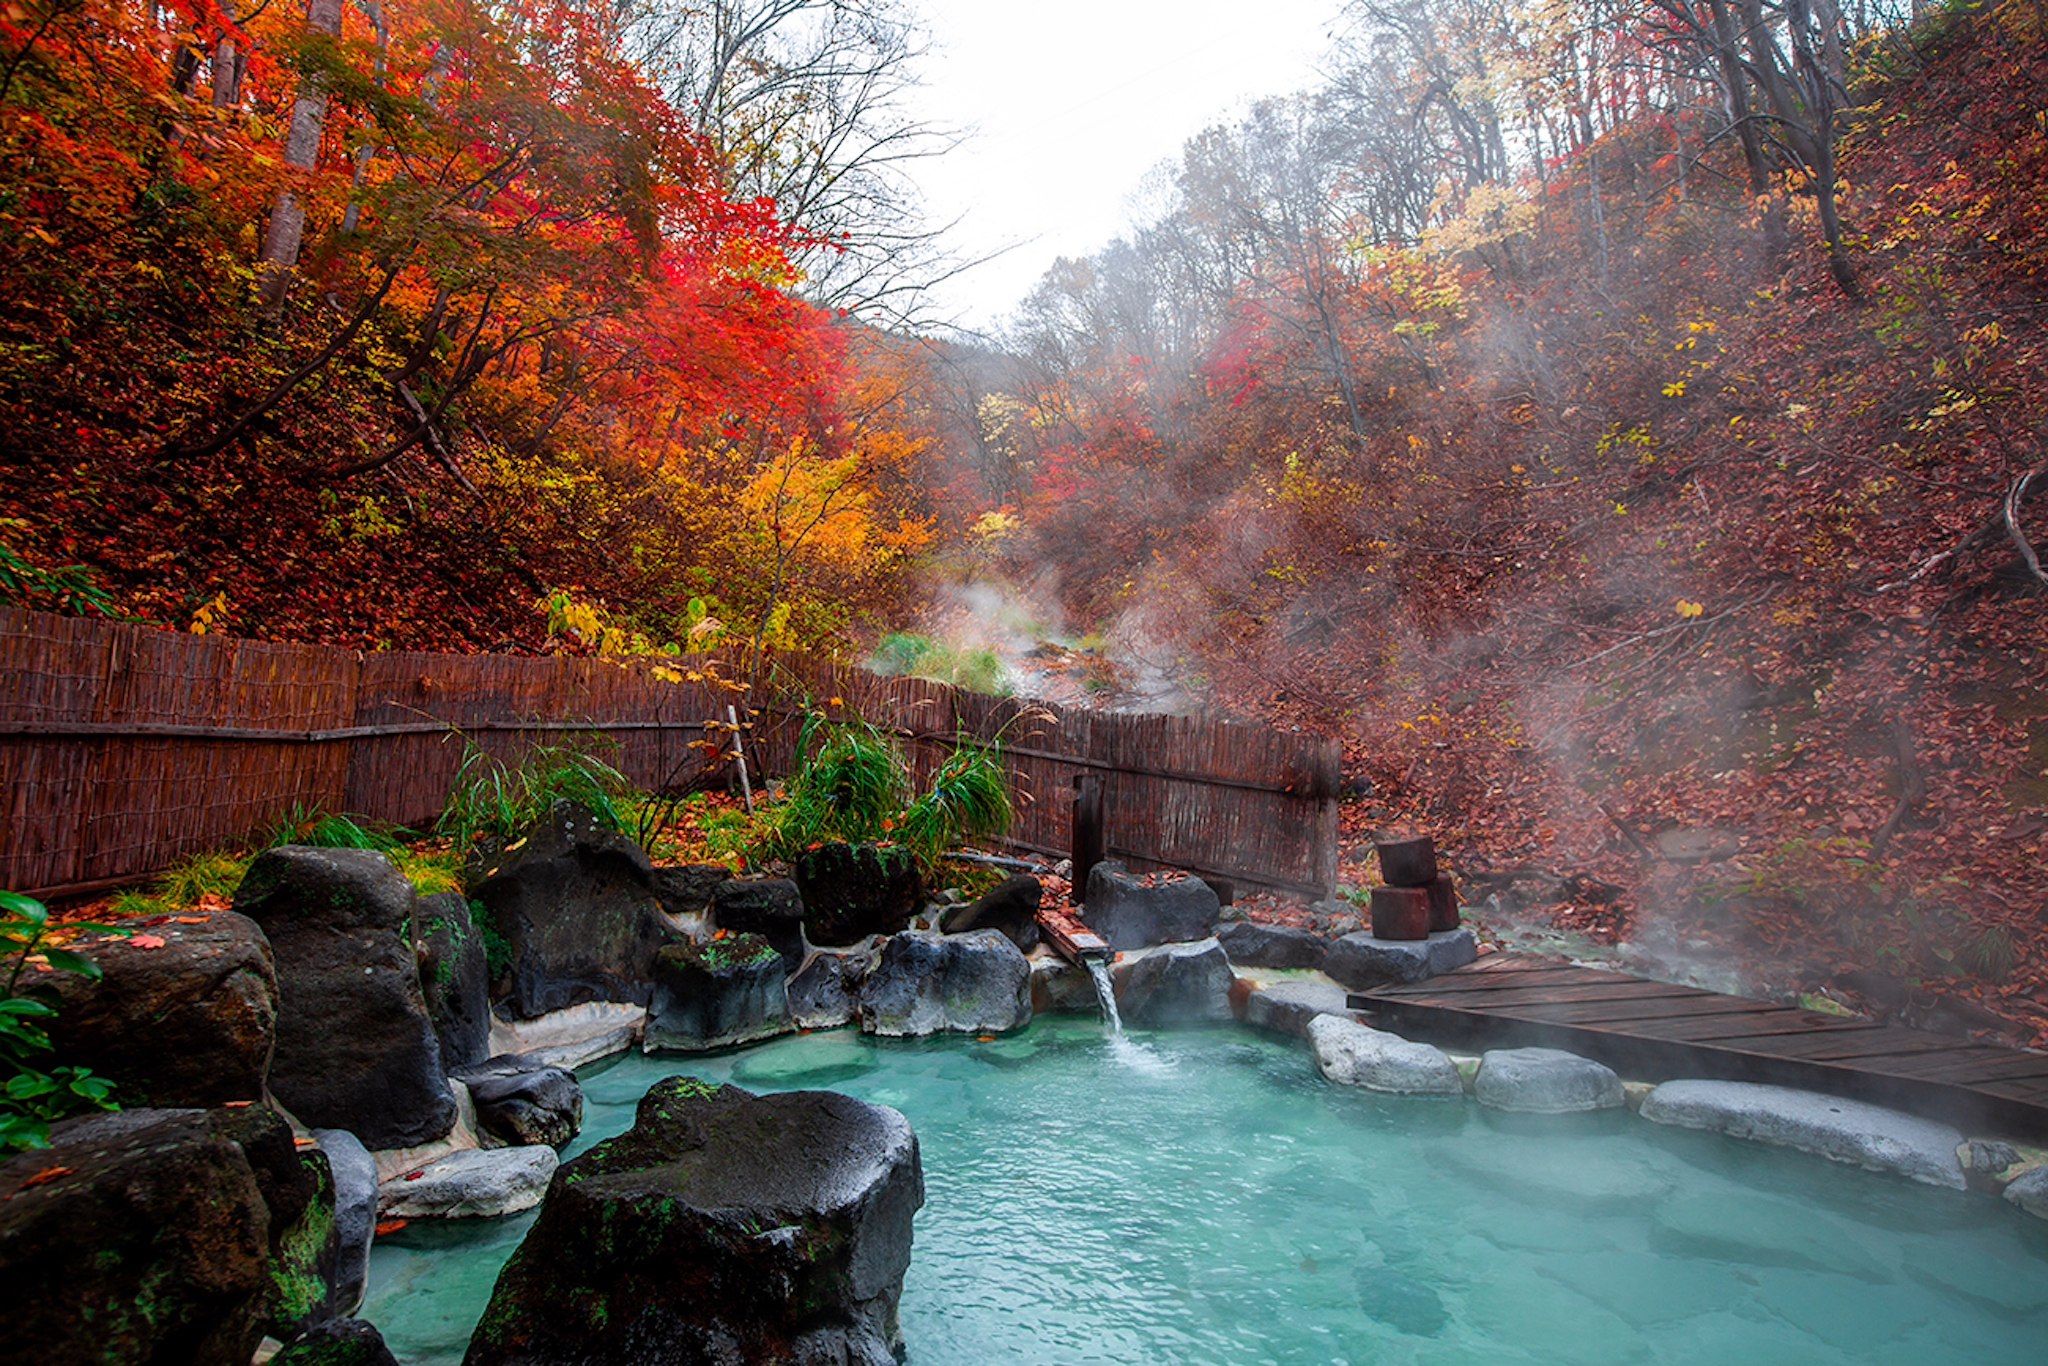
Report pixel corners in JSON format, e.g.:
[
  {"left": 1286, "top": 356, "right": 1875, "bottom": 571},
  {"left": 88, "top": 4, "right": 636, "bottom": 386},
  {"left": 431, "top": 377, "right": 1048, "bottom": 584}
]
[
  {"left": 2, "top": 2, "right": 2043, "bottom": 1038},
  {"left": 962, "top": 1, "right": 2048, "bottom": 1042}
]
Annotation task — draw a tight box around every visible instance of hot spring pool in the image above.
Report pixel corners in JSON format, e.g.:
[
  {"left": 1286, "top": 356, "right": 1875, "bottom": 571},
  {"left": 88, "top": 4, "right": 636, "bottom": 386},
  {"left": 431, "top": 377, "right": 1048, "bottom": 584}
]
[{"left": 364, "top": 1018, "right": 2048, "bottom": 1364}]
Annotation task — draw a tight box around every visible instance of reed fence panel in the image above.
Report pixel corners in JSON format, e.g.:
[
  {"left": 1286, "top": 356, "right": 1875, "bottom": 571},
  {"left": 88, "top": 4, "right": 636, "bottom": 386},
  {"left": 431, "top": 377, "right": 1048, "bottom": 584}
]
[{"left": 1, "top": 609, "right": 1338, "bottom": 900}]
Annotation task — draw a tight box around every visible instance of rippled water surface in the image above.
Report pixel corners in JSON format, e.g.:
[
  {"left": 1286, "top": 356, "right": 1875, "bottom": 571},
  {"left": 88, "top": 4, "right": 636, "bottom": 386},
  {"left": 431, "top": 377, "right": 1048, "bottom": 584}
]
[{"left": 364, "top": 1018, "right": 2048, "bottom": 1364}]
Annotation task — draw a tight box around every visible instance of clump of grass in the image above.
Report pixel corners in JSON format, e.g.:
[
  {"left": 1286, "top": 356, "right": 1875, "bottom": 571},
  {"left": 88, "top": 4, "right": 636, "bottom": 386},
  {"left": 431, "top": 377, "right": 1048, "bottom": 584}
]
[
  {"left": 264, "top": 803, "right": 406, "bottom": 851},
  {"left": 752, "top": 711, "right": 1014, "bottom": 872},
  {"left": 897, "top": 742, "right": 1012, "bottom": 867},
  {"left": 436, "top": 736, "right": 630, "bottom": 850},
  {"left": 754, "top": 714, "right": 909, "bottom": 861}
]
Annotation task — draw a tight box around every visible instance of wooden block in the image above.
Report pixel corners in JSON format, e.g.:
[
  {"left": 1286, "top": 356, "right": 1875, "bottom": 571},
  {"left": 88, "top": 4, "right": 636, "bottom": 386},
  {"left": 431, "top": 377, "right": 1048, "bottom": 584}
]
[{"left": 1370, "top": 885, "right": 1432, "bottom": 941}]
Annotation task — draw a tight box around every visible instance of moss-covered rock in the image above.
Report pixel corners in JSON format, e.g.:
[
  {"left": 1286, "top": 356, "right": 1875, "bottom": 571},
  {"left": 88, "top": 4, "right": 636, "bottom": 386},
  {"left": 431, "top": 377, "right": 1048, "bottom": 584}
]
[
  {"left": 0, "top": 1104, "right": 320, "bottom": 1366},
  {"left": 643, "top": 934, "right": 793, "bottom": 1053},
  {"left": 465, "top": 1077, "right": 922, "bottom": 1366}
]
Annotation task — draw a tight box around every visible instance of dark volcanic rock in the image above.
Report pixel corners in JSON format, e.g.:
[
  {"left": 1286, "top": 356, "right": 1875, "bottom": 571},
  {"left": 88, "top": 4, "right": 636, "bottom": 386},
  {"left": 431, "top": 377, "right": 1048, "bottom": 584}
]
[
  {"left": 1320, "top": 928, "right": 1477, "bottom": 992},
  {"left": 709, "top": 877, "right": 808, "bottom": 975},
  {"left": 856, "top": 929, "right": 1032, "bottom": 1036},
  {"left": 272, "top": 1318, "right": 403, "bottom": 1366},
  {"left": 651, "top": 862, "right": 736, "bottom": 920},
  {"left": 787, "top": 947, "right": 875, "bottom": 1029},
  {"left": 233, "top": 846, "right": 455, "bottom": 1150},
  {"left": 311, "top": 1128, "right": 378, "bottom": 1320},
  {"left": 417, "top": 892, "right": 491, "bottom": 1072},
  {"left": 939, "top": 873, "right": 1042, "bottom": 953},
  {"left": 1213, "top": 920, "right": 1327, "bottom": 971},
  {"left": 794, "top": 842, "right": 924, "bottom": 947},
  {"left": 465, "top": 1077, "right": 923, "bottom": 1366},
  {"left": 644, "top": 934, "right": 794, "bottom": 1052},
  {"left": 468, "top": 801, "right": 682, "bottom": 1020},
  {"left": 45, "top": 909, "right": 276, "bottom": 1108},
  {"left": 450, "top": 1058, "right": 584, "bottom": 1148},
  {"left": 1080, "top": 860, "right": 1219, "bottom": 950},
  {"left": 1114, "top": 938, "right": 1235, "bottom": 1026},
  {"left": 0, "top": 1105, "right": 325, "bottom": 1366}
]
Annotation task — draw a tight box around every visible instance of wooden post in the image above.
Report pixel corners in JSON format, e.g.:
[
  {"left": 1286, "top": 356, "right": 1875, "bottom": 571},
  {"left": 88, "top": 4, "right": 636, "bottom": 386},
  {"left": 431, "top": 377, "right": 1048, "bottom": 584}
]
[{"left": 726, "top": 705, "right": 754, "bottom": 815}]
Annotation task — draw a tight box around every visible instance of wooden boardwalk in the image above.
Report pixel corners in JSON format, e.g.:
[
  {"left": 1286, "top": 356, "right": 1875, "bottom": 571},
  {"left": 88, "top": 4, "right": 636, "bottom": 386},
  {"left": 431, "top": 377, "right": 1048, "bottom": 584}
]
[{"left": 1348, "top": 952, "right": 2048, "bottom": 1140}]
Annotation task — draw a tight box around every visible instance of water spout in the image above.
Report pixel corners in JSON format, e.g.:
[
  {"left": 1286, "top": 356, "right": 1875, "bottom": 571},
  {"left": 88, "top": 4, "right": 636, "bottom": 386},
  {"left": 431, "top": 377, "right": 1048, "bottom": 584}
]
[{"left": 1083, "top": 954, "right": 1123, "bottom": 1034}]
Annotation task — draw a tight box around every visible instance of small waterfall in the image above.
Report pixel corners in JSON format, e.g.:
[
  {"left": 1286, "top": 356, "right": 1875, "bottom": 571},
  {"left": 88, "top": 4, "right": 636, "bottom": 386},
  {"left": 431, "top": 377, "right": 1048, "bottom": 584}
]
[{"left": 1083, "top": 955, "right": 1123, "bottom": 1033}]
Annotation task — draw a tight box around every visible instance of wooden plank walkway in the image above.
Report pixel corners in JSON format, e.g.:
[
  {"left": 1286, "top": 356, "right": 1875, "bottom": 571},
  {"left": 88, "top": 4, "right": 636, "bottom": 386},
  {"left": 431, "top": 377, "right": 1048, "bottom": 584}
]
[{"left": 1348, "top": 952, "right": 2048, "bottom": 1140}]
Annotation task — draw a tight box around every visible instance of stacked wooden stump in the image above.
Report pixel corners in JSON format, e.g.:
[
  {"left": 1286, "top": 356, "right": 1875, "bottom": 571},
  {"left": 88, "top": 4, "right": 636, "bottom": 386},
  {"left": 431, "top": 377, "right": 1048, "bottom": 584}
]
[{"left": 1366, "top": 837, "right": 1458, "bottom": 941}]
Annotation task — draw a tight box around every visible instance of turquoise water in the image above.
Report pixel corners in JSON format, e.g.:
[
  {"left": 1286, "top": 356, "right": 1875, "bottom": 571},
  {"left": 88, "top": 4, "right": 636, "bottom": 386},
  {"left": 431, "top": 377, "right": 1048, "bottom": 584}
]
[{"left": 364, "top": 1019, "right": 2048, "bottom": 1364}]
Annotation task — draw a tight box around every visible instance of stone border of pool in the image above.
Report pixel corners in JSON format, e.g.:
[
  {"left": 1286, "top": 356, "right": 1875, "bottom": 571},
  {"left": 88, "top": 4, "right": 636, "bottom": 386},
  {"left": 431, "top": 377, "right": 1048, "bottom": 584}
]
[{"left": 476, "top": 943, "right": 2048, "bottom": 1229}]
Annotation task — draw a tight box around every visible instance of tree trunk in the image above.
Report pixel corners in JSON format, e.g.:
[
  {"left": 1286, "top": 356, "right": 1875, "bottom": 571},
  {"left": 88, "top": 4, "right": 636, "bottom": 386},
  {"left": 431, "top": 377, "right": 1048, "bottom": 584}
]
[{"left": 256, "top": 0, "right": 345, "bottom": 312}]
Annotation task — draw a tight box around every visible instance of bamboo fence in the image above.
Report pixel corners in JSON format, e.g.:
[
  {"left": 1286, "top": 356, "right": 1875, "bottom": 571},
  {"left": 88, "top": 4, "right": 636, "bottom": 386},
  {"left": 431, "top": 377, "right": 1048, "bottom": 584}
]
[{"left": 1, "top": 607, "right": 1339, "bottom": 901}]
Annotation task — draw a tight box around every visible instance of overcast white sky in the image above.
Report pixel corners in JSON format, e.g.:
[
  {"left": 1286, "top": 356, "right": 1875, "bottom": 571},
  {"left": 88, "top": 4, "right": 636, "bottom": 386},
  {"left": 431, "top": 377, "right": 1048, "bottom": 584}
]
[{"left": 901, "top": 1, "right": 1348, "bottom": 333}]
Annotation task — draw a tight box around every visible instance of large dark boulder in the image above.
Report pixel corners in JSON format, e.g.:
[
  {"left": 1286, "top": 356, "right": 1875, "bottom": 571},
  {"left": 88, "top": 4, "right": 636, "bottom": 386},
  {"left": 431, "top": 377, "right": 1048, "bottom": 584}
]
[
  {"left": 787, "top": 947, "right": 874, "bottom": 1029},
  {"left": 417, "top": 892, "right": 491, "bottom": 1072},
  {"left": 645, "top": 934, "right": 794, "bottom": 1053},
  {"left": 709, "top": 877, "right": 808, "bottom": 975},
  {"left": 939, "top": 873, "right": 1042, "bottom": 953},
  {"left": 1114, "top": 938, "right": 1235, "bottom": 1026},
  {"left": 272, "top": 1318, "right": 403, "bottom": 1366},
  {"left": 468, "top": 801, "right": 682, "bottom": 1020},
  {"left": 651, "top": 863, "right": 736, "bottom": 920},
  {"left": 45, "top": 909, "right": 276, "bottom": 1108},
  {"left": 1081, "top": 860, "right": 1219, "bottom": 950},
  {"left": 794, "top": 842, "right": 924, "bottom": 947},
  {"left": 1213, "top": 920, "right": 1328, "bottom": 971},
  {"left": 450, "top": 1058, "right": 584, "bottom": 1148},
  {"left": 465, "top": 1077, "right": 923, "bottom": 1366},
  {"left": 856, "top": 929, "right": 1032, "bottom": 1036},
  {"left": 233, "top": 847, "right": 456, "bottom": 1150},
  {"left": 0, "top": 1105, "right": 326, "bottom": 1366}
]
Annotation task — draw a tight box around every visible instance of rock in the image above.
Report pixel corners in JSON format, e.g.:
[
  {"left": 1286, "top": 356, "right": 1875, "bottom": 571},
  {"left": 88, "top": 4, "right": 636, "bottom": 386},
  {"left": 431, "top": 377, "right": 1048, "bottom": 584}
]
[
  {"left": 233, "top": 847, "right": 456, "bottom": 1150},
  {"left": 1474, "top": 1047, "right": 1624, "bottom": 1113},
  {"left": 449, "top": 1059, "right": 583, "bottom": 1148},
  {"left": 650, "top": 862, "right": 735, "bottom": 920},
  {"left": 1113, "top": 938, "right": 1234, "bottom": 1026},
  {"left": 1963, "top": 1138, "right": 2022, "bottom": 1190},
  {"left": 465, "top": 1078, "right": 923, "bottom": 1366},
  {"left": 486, "top": 1001, "right": 645, "bottom": 1071},
  {"left": 43, "top": 910, "right": 276, "bottom": 1108},
  {"left": 270, "top": 1318, "right": 402, "bottom": 1366},
  {"left": 310, "top": 1128, "right": 378, "bottom": 1320},
  {"left": 1320, "top": 927, "right": 1477, "bottom": 991},
  {"left": 1029, "top": 955, "right": 1101, "bottom": 1014},
  {"left": 645, "top": 934, "right": 794, "bottom": 1052},
  {"left": 1213, "top": 920, "right": 1327, "bottom": 970},
  {"left": 0, "top": 1105, "right": 322, "bottom": 1366},
  {"left": 1243, "top": 980, "right": 1354, "bottom": 1037},
  {"left": 1080, "top": 860, "right": 1219, "bottom": 950},
  {"left": 1638, "top": 1079, "right": 1966, "bottom": 1189},
  {"left": 377, "top": 1146, "right": 558, "bottom": 1219},
  {"left": 857, "top": 929, "right": 1031, "bottom": 1036},
  {"left": 1652, "top": 1192, "right": 1891, "bottom": 1281},
  {"left": 709, "top": 877, "right": 809, "bottom": 975},
  {"left": 1307, "top": 1015, "right": 1464, "bottom": 1096},
  {"left": 467, "top": 801, "right": 681, "bottom": 1020},
  {"left": 416, "top": 892, "right": 491, "bottom": 1072},
  {"left": 787, "top": 947, "right": 874, "bottom": 1029},
  {"left": 794, "top": 842, "right": 925, "bottom": 947},
  {"left": 1353, "top": 1265, "right": 1448, "bottom": 1336},
  {"left": 939, "top": 873, "right": 1042, "bottom": 953},
  {"left": 1444, "top": 1135, "right": 1676, "bottom": 1212},
  {"left": 2003, "top": 1165, "right": 2048, "bottom": 1219}
]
